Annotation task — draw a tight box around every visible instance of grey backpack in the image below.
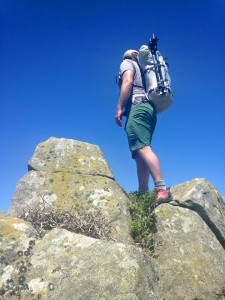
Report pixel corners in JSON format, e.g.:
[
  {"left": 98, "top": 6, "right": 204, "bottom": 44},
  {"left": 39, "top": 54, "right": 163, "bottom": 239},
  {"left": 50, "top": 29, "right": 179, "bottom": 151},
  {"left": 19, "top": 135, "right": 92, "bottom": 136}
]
[{"left": 138, "top": 35, "right": 173, "bottom": 114}]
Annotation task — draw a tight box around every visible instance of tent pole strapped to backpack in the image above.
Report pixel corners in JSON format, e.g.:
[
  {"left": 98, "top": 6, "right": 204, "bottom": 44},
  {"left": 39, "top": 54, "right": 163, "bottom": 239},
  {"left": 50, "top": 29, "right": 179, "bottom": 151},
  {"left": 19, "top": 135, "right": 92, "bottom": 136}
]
[{"left": 138, "top": 34, "right": 173, "bottom": 114}]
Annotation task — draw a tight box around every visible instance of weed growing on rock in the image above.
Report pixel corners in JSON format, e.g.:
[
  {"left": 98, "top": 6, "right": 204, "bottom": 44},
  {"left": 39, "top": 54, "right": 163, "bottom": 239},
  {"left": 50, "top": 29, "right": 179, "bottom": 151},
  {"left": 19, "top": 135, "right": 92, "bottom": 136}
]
[
  {"left": 128, "top": 191, "right": 157, "bottom": 252},
  {"left": 19, "top": 207, "right": 114, "bottom": 241}
]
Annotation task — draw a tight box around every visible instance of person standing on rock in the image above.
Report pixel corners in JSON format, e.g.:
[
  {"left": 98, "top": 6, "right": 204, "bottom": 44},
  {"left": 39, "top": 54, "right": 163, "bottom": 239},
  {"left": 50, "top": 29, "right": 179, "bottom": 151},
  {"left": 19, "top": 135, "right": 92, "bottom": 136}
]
[{"left": 115, "top": 49, "right": 172, "bottom": 205}]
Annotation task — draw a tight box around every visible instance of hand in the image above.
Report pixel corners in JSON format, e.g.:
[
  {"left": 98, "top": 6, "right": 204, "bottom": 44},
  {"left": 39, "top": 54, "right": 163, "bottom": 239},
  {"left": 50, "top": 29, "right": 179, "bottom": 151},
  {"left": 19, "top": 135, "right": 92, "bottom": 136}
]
[{"left": 115, "top": 108, "right": 123, "bottom": 127}]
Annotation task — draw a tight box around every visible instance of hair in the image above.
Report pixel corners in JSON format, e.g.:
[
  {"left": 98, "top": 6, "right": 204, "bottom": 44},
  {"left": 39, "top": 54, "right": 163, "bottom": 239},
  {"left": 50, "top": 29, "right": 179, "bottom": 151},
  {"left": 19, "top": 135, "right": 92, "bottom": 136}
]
[{"left": 123, "top": 50, "right": 139, "bottom": 60}]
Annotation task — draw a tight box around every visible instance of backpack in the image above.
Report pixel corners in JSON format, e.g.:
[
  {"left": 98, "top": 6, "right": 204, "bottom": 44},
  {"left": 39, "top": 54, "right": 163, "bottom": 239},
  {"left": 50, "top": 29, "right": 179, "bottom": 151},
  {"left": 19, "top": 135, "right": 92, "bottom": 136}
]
[{"left": 138, "top": 35, "right": 173, "bottom": 114}]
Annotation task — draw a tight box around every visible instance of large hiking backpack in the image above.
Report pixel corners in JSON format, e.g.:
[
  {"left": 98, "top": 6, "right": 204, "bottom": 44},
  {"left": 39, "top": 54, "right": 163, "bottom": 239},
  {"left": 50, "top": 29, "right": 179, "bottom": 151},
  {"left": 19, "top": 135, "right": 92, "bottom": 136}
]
[{"left": 138, "top": 35, "right": 173, "bottom": 114}]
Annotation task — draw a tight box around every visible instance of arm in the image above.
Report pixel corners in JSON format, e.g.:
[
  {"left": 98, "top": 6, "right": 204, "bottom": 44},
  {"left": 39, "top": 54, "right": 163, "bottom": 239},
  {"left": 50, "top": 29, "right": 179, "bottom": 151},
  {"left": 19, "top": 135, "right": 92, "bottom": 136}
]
[{"left": 115, "top": 70, "right": 134, "bottom": 127}]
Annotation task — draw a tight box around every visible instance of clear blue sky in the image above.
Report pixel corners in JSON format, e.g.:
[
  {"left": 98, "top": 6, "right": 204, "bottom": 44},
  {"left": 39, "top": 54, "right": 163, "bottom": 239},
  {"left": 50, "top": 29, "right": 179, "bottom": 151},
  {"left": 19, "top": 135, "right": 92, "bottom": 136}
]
[{"left": 1, "top": 0, "right": 225, "bottom": 211}]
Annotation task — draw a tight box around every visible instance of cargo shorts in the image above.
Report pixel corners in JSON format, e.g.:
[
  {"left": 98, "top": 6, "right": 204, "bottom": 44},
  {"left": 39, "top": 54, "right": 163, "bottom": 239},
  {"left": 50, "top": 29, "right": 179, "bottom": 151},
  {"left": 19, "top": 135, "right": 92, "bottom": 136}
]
[{"left": 125, "top": 102, "right": 157, "bottom": 158}]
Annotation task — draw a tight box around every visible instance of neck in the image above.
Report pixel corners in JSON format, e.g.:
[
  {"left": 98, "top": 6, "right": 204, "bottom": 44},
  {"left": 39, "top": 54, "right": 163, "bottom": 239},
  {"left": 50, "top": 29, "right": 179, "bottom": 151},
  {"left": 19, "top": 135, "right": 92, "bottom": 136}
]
[{"left": 125, "top": 57, "right": 138, "bottom": 63}]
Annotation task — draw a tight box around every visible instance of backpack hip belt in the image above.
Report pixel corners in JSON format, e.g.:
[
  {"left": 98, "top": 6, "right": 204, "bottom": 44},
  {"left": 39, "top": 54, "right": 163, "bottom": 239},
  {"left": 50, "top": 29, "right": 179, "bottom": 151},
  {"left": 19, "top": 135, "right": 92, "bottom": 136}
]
[
  {"left": 132, "top": 94, "right": 156, "bottom": 111},
  {"left": 132, "top": 94, "right": 147, "bottom": 101}
]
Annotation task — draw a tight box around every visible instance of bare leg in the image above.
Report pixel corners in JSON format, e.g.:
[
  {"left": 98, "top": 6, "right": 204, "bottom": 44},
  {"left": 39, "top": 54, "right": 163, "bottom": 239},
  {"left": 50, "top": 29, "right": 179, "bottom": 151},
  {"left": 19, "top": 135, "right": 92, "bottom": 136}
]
[
  {"left": 135, "top": 153, "right": 150, "bottom": 194},
  {"left": 135, "top": 146, "right": 163, "bottom": 193}
]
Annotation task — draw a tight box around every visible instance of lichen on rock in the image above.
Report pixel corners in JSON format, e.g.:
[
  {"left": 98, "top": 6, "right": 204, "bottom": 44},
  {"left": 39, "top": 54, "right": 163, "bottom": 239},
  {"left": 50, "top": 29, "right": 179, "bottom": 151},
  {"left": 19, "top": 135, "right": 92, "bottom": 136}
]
[
  {"left": 2, "top": 138, "right": 225, "bottom": 300},
  {"left": 9, "top": 138, "right": 132, "bottom": 243}
]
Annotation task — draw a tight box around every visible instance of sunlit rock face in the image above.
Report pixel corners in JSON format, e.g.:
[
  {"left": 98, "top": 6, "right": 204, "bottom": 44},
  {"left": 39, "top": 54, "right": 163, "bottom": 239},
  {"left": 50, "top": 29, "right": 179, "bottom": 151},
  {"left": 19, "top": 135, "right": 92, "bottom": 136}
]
[
  {"left": 153, "top": 178, "right": 225, "bottom": 299},
  {"left": 9, "top": 137, "right": 132, "bottom": 243},
  {"left": 1, "top": 138, "right": 224, "bottom": 299}
]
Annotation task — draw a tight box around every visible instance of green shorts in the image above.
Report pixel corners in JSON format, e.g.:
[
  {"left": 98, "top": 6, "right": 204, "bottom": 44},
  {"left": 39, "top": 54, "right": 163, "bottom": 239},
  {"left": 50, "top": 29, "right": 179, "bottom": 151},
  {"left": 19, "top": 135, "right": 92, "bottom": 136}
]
[{"left": 125, "top": 102, "right": 157, "bottom": 158}]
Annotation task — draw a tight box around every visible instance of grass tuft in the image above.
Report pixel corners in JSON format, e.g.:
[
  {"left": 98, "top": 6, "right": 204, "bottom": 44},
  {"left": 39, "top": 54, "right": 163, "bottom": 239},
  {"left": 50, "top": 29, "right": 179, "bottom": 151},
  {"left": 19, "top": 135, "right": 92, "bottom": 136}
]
[{"left": 128, "top": 191, "right": 157, "bottom": 252}]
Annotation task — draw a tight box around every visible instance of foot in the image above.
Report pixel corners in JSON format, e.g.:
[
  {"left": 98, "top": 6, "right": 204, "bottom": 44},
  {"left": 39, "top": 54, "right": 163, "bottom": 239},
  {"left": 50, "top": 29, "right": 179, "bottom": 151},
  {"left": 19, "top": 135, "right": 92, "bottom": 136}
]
[{"left": 155, "top": 188, "right": 173, "bottom": 207}]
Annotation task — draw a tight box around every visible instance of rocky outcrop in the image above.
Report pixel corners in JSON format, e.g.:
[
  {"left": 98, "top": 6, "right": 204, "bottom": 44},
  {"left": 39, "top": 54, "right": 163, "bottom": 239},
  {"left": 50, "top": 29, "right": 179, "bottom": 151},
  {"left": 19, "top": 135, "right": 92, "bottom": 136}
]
[
  {"left": 171, "top": 179, "right": 225, "bottom": 248},
  {"left": 150, "top": 179, "right": 225, "bottom": 299},
  {"left": 9, "top": 137, "right": 131, "bottom": 243},
  {"left": 0, "top": 216, "right": 156, "bottom": 299},
  {"left": 153, "top": 182, "right": 225, "bottom": 299},
  {"left": 1, "top": 138, "right": 225, "bottom": 299}
]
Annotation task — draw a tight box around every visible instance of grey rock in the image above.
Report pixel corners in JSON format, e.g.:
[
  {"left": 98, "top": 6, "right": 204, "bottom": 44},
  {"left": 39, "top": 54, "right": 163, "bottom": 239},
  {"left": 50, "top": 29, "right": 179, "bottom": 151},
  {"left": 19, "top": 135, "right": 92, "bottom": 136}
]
[
  {"left": 28, "top": 228, "right": 156, "bottom": 300},
  {"left": 0, "top": 224, "right": 156, "bottom": 300},
  {"left": 153, "top": 203, "right": 225, "bottom": 299},
  {"left": 28, "top": 137, "right": 113, "bottom": 177},
  {"left": 171, "top": 178, "right": 225, "bottom": 249},
  {"left": 9, "top": 138, "right": 131, "bottom": 243},
  {"left": 3, "top": 139, "right": 225, "bottom": 299}
]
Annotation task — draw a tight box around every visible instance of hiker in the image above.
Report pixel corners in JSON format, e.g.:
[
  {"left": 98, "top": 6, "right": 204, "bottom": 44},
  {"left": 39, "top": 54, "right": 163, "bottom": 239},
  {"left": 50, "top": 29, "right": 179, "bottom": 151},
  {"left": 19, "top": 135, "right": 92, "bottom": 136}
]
[{"left": 115, "top": 49, "right": 172, "bottom": 205}]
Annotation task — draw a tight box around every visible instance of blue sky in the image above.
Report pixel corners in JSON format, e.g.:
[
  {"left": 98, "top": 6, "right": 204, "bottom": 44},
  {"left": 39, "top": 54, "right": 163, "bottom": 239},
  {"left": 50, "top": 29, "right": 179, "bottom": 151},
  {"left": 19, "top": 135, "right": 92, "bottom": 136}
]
[{"left": 1, "top": 0, "right": 225, "bottom": 211}]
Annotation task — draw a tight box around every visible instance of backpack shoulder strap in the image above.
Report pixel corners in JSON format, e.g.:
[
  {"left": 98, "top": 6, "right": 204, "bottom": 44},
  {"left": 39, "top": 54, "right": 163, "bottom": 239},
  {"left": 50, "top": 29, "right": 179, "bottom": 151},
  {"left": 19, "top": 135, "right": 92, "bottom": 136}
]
[
  {"left": 129, "top": 60, "right": 146, "bottom": 91},
  {"left": 137, "top": 62, "right": 146, "bottom": 91}
]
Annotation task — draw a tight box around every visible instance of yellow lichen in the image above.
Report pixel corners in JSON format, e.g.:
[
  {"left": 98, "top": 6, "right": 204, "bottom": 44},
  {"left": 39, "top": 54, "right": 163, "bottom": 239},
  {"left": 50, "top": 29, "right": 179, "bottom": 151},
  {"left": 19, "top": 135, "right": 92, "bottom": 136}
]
[{"left": 0, "top": 217, "right": 24, "bottom": 242}]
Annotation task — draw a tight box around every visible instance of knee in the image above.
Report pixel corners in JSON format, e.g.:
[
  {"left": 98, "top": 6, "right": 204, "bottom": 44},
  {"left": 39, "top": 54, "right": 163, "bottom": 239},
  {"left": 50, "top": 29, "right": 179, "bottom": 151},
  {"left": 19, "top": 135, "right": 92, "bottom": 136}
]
[{"left": 136, "top": 146, "right": 151, "bottom": 156}]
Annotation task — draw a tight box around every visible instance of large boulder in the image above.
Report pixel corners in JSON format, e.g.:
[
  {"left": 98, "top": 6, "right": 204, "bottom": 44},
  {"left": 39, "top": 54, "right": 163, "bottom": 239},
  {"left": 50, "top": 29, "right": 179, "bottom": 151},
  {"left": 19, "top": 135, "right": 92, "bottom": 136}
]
[
  {"left": 0, "top": 217, "right": 156, "bottom": 300},
  {"left": 27, "top": 137, "right": 113, "bottom": 176},
  {"left": 151, "top": 179, "right": 225, "bottom": 299},
  {"left": 171, "top": 178, "right": 225, "bottom": 247},
  {"left": 153, "top": 202, "right": 225, "bottom": 299},
  {"left": 9, "top": 138, "right": 131, "bottom": 243}
]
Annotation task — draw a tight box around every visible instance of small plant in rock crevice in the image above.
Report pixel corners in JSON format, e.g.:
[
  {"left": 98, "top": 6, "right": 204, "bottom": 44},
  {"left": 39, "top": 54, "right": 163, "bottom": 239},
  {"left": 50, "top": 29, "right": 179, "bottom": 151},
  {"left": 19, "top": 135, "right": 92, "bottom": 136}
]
[{"left": 128, "top": 191, "right": 157, "bottom": 252}]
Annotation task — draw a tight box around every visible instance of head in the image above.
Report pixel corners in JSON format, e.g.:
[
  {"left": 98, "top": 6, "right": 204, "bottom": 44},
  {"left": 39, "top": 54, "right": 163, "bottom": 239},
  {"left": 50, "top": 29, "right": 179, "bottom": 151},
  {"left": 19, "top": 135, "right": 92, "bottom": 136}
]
[{"left": 123, "top": 49, "right": 139, "bottom": 61}]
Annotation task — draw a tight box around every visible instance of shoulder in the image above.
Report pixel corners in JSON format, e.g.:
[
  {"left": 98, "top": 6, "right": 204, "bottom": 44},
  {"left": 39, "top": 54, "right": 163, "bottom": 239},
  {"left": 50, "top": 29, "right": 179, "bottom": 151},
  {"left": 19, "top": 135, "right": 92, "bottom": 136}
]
[{"left": 120, "top": 59, "right": 137, "bottom": 73}]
